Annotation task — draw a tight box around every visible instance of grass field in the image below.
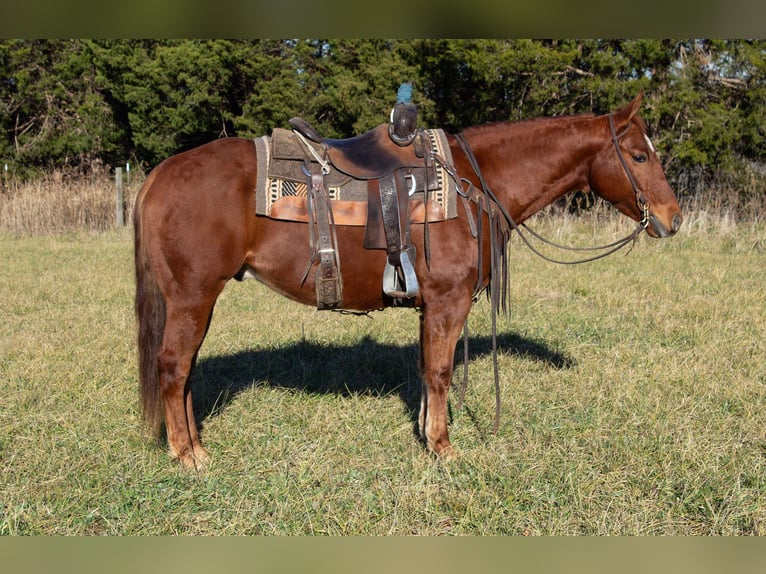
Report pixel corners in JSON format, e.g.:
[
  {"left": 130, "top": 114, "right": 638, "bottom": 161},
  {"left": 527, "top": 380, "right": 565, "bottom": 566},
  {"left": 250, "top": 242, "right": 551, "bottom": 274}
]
[{"left": 1, "top": 211, "right": 765, "bottom": 535}]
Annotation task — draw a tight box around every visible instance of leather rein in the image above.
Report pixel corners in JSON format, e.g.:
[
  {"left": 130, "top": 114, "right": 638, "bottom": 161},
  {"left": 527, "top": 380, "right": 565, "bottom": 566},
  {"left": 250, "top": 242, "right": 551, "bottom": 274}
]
[
  {"left": 457, "top": 113, "right": 651, "bottom": 267},
  {"left": 448, "top": 113, "right": 652, "bottom": 434}
]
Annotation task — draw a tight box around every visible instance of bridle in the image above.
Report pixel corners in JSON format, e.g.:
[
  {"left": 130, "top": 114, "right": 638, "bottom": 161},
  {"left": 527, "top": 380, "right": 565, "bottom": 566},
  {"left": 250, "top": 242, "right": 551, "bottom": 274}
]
[
  {"left": 448, "top": 114, "right": 656, "bottom": 433},
  {"left": 453, "top": 113, "right": 653, "bottom": 267},
  {"left": 607, "top": 113, "right": 651, "bottom": 232}
]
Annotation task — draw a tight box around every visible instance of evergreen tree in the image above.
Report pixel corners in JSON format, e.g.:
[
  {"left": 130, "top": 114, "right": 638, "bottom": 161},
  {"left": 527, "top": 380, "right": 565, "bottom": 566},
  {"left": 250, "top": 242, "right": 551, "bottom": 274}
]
[
  {"left": 0, "top": 40, "right": 122, "bottom": 174},
  {"left": 0, "top": 39, "right": 763, "bottom": 201}
]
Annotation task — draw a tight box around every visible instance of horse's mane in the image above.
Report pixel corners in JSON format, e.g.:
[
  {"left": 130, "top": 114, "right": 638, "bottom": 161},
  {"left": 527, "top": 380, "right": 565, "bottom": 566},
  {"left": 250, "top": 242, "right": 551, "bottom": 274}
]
[
  {"left": 457, "top": 113, "right": 587, "bottom": 139},
  {"left": 459, "top": 111, "right": 649, "bottom": 137}
]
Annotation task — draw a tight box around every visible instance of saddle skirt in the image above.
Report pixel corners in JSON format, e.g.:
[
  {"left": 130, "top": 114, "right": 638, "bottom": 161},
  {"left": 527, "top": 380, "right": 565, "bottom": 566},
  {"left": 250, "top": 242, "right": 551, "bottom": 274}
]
[{"left": 254, "top": 125, "right": 458, "bottom": 226}]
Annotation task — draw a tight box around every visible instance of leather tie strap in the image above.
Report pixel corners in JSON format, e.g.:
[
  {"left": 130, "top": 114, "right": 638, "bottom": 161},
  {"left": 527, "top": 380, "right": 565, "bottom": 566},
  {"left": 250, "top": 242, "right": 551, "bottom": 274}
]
[{"left": 307, "top": 168, "right": 343, "bottom": 309}]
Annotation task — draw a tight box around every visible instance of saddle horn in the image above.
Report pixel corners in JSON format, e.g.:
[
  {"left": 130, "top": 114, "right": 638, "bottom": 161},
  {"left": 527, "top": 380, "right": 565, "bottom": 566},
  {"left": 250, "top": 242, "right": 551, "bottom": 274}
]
[{"left": 389, "top": 82, "right": 418, "bottom": 146}]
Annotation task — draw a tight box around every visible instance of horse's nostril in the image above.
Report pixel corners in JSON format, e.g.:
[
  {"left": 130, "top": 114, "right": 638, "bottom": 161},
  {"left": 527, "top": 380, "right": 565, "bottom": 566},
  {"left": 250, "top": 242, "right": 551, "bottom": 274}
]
[{"left": 672, "top": 214, "right": 683, "bottom": 233}]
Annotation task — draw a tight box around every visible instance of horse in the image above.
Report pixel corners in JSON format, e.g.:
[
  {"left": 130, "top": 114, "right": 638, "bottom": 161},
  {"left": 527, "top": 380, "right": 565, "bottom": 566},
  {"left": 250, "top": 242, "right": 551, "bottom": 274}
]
[{"left": 134, "top": 92, "right": 682, "bottom": 470}]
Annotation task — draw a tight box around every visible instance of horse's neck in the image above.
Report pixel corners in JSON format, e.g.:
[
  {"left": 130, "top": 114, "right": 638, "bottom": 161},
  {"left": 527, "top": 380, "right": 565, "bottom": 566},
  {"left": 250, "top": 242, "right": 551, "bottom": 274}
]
[{"left": 465, "top": 116, "right": 601, "bottom": 222}]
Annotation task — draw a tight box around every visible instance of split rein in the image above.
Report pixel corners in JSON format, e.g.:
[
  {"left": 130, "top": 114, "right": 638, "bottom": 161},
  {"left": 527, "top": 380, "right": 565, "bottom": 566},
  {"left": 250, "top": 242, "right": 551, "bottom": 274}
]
[
  {"left": 455, "top": 114, "right": 651, "bottom": 267},
  {"left": 445, "top": 114, "right": 651, "bottom": 436}
]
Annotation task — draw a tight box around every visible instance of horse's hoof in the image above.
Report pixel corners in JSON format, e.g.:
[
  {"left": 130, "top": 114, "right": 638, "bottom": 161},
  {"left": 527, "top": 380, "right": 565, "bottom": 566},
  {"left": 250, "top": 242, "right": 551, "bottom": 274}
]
[
  {"left": 435, "top": 445, "right": 457, "bottom": 462},
  {"left": 192, "top": 446, "right": 210, "bottom": 469},
  {"left": 175, "top": 447, "right": 210, "bottom": 471}
]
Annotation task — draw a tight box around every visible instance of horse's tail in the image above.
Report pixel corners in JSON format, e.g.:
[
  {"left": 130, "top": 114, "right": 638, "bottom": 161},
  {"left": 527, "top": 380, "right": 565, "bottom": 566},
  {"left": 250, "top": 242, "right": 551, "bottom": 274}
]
[{"left": 134, "top": 174, "right": 165, "bottom": 439}]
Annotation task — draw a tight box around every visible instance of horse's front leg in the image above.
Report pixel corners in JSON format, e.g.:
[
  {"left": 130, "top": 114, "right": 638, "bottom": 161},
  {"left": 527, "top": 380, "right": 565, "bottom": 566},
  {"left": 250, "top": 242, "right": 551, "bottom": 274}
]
[{"left": 418, "top": 294, "right": 472, "bottom": 458}]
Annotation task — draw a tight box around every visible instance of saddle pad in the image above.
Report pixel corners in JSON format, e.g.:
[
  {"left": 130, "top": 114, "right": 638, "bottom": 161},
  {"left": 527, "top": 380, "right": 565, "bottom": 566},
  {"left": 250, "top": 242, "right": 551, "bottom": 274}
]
[{"left": 253, "top": 128, "right": 457, "bottom": 226}]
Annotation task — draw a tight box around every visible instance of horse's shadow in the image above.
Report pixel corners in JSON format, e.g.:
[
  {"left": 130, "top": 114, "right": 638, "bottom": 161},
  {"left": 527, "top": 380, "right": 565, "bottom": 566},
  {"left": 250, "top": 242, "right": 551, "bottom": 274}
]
[{"left": 192, "top": 331, "right": 574, "bottom": 434}]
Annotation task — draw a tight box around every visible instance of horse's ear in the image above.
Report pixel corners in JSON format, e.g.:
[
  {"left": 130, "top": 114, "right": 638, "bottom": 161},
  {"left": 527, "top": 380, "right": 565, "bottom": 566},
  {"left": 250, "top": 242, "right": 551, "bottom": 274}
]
[{"left": 612, "top": 90, "right": 643, "bottom": 130}]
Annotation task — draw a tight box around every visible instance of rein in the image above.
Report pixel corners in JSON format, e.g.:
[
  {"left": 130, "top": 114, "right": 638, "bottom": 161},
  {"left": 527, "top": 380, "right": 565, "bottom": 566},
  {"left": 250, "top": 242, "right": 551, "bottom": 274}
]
[
  {"left": 450, "top": 114, "right": 651, "bottom": 434},
  {"left": 461, "top": 114, "right": 651, "bottom": 266},
  {"left": 522, "top": 114, "right": 651, "bottom": 260}
]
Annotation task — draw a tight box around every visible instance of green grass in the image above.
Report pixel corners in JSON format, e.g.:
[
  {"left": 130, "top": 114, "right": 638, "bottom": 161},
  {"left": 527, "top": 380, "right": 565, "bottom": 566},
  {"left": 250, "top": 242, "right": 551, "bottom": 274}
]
[{"left": 1, "top": 214, "right": 765, "bottom": 535}]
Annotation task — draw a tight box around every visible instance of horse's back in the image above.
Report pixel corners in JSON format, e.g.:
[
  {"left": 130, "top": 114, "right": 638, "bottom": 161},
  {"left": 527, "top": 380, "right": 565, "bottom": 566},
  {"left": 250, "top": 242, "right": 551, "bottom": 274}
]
[{"left": 143, "top": 137, "right": 257, "bottom": 191}]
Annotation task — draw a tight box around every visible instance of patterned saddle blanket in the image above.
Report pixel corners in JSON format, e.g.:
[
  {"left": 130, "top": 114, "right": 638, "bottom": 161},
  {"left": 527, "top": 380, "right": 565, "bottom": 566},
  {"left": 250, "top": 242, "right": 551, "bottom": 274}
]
[{"left": 253, "top": 126, "right": 458, "bottom": 226}]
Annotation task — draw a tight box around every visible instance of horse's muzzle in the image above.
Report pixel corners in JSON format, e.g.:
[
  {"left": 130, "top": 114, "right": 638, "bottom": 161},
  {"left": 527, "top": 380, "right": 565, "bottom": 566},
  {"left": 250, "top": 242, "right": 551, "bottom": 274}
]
[{"left": 648, "top": 212, "right": 683, "bottom": 238}]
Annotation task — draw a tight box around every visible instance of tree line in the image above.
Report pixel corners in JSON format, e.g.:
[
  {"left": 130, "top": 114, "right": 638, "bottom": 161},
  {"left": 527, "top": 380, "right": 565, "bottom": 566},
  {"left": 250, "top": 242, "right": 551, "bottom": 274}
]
[{"left": 1, "top": 39, "right": 764, "bottom": 199}]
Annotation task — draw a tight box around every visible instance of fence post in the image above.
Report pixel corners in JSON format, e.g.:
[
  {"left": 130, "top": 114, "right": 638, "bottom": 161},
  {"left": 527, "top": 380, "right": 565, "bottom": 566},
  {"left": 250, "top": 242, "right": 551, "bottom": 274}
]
[{"left": 115, "top": 167, "right": 124, "bottom": 227}]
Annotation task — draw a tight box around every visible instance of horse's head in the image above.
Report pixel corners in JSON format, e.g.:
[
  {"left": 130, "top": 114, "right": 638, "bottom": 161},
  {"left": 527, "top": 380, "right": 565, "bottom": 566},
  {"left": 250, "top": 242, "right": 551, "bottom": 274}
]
[{"left": 589, "top": 92, "right": 682, "bottom": 238}]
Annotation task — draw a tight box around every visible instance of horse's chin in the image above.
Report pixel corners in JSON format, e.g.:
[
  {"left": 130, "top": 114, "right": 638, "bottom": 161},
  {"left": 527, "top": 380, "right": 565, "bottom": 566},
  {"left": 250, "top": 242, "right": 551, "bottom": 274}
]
[
  {"left": 645, "top": 221, "right": 664, "bottom": 238},
  {"left": 647, "top": 213, "right": 682, "bottom": 238}
]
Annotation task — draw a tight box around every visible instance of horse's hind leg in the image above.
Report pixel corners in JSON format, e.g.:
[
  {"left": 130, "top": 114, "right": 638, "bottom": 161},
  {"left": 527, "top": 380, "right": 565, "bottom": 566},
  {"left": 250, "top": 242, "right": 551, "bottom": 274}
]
[{"left": 159, "top": 289, "right": 222, "bottom": 470}]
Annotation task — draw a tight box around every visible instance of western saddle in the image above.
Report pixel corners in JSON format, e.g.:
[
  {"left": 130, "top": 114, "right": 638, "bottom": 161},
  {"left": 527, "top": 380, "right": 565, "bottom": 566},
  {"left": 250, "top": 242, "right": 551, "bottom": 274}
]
[{"left": 288, "top": 96, "right": 435, "bottom": 310}]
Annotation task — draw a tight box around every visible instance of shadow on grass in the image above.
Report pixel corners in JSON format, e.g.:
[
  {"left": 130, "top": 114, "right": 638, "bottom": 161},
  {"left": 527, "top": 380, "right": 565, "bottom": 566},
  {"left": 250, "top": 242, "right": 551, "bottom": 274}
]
[{"left": 192, "top": 331, "right": 574, "bottom": 435}]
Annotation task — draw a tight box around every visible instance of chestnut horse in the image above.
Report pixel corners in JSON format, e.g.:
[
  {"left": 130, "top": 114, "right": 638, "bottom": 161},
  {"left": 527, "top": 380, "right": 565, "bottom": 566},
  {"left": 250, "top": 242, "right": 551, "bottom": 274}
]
[{"left": 134, "top": 92, "right": 682, "bottom": 469}]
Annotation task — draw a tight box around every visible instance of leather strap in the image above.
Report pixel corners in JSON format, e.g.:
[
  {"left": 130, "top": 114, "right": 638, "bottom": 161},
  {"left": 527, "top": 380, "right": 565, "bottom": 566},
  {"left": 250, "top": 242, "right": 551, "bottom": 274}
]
[
  {"left": 363, "top": 179, "right": 385, "bottom": 248},
  {"left": 379, "top": 173, "right": 404, "bottom": 265},
  {"left": 308, "top": 170, "right": 342, "bottom": 309}
]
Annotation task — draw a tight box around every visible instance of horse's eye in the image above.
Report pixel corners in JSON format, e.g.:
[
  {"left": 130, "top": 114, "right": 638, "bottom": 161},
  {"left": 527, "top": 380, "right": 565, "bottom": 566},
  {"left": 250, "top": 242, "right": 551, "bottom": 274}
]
[{"left": 632, "top": 153, "right": 648, "bottom": 163}]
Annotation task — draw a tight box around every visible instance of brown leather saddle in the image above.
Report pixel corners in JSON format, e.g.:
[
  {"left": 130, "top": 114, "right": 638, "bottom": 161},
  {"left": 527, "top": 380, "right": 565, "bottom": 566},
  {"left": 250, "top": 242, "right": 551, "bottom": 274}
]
[
  {"left": 288, "top": 114, "right": 435, "bottom": 308},
  {"left": 289, "top": 117, "right": 429, "bottom": 179}
]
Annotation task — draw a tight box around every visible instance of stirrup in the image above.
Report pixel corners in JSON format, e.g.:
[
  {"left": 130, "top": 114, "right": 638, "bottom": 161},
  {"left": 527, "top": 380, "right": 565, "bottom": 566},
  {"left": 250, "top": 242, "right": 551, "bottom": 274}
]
[{"left": 383, "top": 250, "right": 419, "bottom": 299}]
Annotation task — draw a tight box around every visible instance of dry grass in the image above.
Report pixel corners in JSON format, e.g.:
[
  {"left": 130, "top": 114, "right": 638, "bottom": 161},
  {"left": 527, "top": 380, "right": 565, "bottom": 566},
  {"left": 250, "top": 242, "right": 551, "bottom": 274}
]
[
  {"left": 0, "top": 172, "right": 140, "bottom": 235},
  {"left": 1, "top": 177, "right": 765, "bottom": 535}
]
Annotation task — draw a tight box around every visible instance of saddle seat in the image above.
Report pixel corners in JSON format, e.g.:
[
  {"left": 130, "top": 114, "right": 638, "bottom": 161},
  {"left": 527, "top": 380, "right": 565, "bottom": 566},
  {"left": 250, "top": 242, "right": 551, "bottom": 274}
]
[{"left": 288, "top": 117, "right": 429, "bottom": 179}]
